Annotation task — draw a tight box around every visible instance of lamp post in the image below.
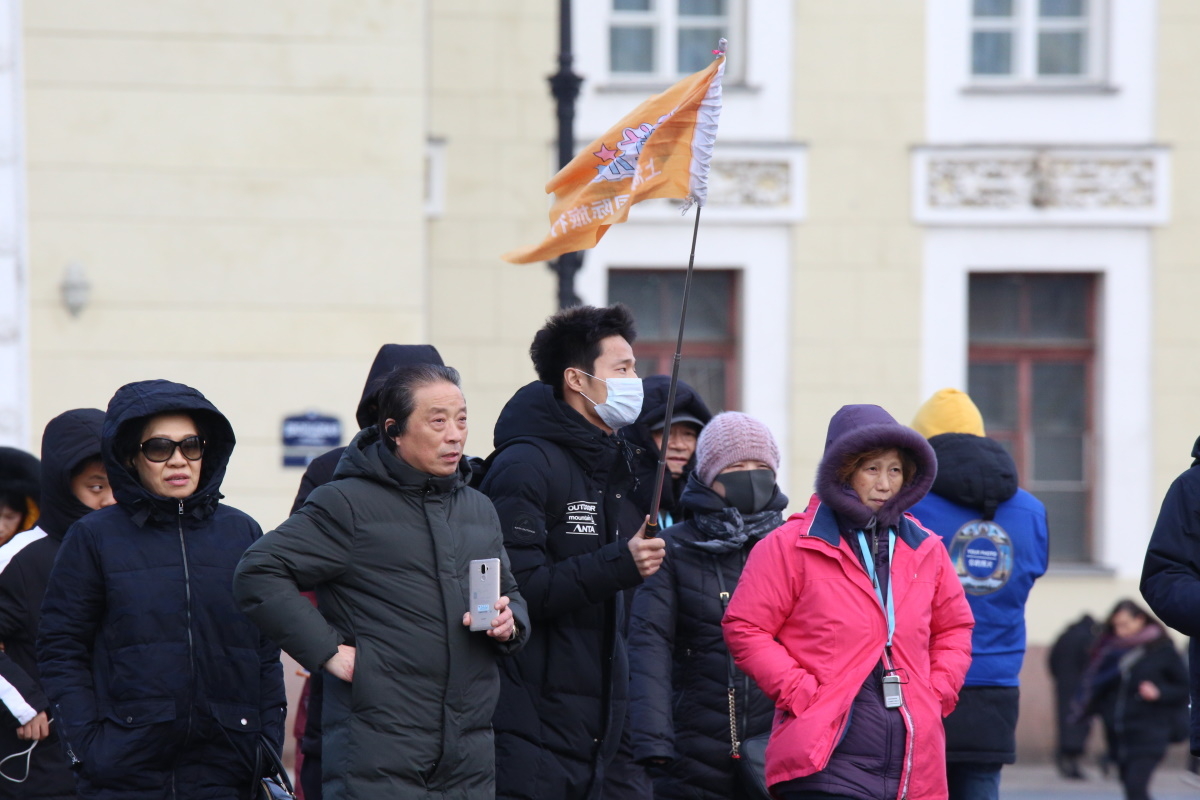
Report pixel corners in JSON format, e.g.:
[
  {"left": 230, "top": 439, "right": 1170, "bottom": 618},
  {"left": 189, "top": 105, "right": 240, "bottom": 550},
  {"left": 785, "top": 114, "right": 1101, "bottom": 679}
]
[{"left": 548, "top": 0, "right": 584, "bottom": 309}]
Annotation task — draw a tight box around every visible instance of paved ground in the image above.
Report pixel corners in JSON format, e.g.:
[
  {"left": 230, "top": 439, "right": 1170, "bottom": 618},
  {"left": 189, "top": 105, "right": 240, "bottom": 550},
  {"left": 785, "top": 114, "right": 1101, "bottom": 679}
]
[{"left": 1002, "top": 763, "right": 1200, "bottom": 799}]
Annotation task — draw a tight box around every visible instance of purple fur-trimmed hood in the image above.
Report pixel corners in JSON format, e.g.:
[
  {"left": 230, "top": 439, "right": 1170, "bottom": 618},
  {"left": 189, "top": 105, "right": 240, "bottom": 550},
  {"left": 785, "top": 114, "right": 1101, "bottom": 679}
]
[{"left": 815, "top": 404, "right": 937, "bottom": 531}]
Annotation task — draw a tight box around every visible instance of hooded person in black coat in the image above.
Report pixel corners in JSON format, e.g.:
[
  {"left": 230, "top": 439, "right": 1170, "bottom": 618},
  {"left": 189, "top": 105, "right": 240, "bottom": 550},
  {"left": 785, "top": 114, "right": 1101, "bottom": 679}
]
[
  {"left": 0, "top": 446, "right": 41, "bottom": 551},
  {"left": 287, "top": 343, "right": 444, "bottom": 800},
  {"left": 623, "top": 375, "right": 712, "bottom": 530},
  {"left": 1141, "top": 434, "right": 1200, "bottom": 760},
  {"left": 37, "top": 380, "right": 286, "bottom": 800},
  {"left": 628, "top": 412, "right": 784, "bottom": 800},
  {"left": 0, "top": 409, "right": 112, "bottom": 798}
]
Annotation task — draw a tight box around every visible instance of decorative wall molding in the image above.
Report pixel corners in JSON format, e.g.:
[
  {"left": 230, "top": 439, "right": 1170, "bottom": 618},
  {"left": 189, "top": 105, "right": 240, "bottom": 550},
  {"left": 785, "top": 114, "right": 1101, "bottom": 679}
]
[
  {"left": 628, "top": 143, "right": 807, "bottom": 223},
  {"left": 913, "top": 146, "right": 1169, "bottom": 226}
]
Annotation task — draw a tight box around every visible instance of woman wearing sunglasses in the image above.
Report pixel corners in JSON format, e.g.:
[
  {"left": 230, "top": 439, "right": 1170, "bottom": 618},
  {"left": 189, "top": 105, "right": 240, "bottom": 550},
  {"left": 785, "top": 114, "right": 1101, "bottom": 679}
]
[{"left": 37, "top": 379, "right": 286, "bottom": 800}]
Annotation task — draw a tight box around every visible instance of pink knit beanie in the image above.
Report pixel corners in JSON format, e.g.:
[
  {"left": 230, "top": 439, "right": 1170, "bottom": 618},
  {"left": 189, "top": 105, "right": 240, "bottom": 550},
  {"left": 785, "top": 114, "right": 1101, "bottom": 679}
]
[{"left": 696, "top": 412, "right": 780, "bottom": 486}]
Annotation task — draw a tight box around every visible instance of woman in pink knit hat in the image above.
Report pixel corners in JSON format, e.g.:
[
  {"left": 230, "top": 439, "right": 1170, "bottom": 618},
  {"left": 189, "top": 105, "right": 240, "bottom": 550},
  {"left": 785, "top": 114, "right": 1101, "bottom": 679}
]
[{"left": 627, "top": 412, "right": 787, "bottom": 800}]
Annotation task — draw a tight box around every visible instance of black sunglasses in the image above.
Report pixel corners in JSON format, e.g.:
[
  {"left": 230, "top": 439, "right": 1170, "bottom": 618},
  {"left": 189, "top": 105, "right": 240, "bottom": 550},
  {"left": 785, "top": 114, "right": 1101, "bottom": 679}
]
[{"left": 139, "top": 436, "right": 205, "bottom": 463}]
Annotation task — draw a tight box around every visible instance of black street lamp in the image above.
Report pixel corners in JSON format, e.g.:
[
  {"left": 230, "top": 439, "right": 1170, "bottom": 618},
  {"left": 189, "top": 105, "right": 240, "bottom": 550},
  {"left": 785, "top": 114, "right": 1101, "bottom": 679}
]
[{"left": 548, "top": 0, "right": 584, "bottom": 309}]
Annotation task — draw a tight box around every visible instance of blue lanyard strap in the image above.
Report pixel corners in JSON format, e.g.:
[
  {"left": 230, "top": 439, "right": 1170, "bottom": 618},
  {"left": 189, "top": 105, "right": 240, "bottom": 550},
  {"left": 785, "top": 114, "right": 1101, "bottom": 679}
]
[{"left": 856, "top": 530, "right": 896, "bottom": 648}]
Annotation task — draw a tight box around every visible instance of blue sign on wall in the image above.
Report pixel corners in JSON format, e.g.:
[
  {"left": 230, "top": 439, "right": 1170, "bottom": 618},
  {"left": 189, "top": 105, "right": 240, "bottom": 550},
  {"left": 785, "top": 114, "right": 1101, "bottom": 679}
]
[{"left": 282, "top": 412, "right": 342, "bottom": 467}]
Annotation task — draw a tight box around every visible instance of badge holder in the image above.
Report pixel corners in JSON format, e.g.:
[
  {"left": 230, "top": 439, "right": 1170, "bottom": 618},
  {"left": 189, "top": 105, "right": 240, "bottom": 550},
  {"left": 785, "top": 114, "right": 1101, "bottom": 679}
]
[{"left": 882, "top": 674, "right": 904, "bottom": 708}]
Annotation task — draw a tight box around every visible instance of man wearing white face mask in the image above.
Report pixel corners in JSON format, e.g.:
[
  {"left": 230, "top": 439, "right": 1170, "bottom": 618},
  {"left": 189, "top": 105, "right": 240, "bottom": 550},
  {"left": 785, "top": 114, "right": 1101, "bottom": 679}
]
[{"left": 481, "top": 303, "right": 666, "bottom": 800}]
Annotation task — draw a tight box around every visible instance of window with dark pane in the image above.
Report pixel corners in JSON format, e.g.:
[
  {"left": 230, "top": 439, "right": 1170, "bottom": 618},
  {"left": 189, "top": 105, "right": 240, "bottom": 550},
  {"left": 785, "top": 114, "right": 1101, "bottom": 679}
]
[
  {"left": 608, "top": 270, "right": 739, "bottom": 412},
  {"left": 967, "top": 273, "right": 1096, "bottom": 564}
]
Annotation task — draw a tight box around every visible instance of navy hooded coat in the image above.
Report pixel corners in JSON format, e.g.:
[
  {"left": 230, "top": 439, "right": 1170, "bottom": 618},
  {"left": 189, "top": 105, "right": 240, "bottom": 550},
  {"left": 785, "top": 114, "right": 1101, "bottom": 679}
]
[
  {"left": 0, "top": 408, "right": 105, "bottom": 799},
  {"left": 37, "top": 380, "right": 286, "bottom": 800},
  {"left": 1140, "top": 435, "right": 1200, "bottom": 756}
]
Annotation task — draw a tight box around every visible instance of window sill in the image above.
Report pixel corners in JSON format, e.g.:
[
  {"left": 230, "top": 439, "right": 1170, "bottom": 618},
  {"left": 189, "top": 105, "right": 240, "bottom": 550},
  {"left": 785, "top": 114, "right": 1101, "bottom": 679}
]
[
  {"left": 596, "top": 80, "right": 760, "bottom": 95},
  {"left": 1044, "top": 562, "right": 1116, "bottom": 577},
  {"left": 962, "top": 82, "right": 1119, "bottom": 96}
]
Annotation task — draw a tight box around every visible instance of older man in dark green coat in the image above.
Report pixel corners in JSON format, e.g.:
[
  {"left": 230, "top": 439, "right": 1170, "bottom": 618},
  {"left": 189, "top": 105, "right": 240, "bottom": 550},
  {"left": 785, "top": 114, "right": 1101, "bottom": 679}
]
[{"left": 235, "top": 364, "right": 529, "bottom": 800}]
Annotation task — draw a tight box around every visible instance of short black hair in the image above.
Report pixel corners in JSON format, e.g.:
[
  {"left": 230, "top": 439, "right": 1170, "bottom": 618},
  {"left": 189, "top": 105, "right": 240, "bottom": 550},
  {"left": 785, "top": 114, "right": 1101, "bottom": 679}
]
[
  {"left": 377, "top": 364, "right": 462, "bottom": 436},
  {"left": 530, "top": 304, "right": 637, "bottom": 396}
]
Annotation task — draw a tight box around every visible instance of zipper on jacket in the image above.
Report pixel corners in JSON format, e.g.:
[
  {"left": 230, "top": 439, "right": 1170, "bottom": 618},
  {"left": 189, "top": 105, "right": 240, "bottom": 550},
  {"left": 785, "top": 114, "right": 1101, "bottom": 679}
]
[
  {"left": 882, "top": 647, "right": 915, "bottom": 800},
  {"left": 177, "top": 500, "right": 196, "bottom": 784},
  {"left": 53, "top": 702, "right": 82, "bottom": 767}
]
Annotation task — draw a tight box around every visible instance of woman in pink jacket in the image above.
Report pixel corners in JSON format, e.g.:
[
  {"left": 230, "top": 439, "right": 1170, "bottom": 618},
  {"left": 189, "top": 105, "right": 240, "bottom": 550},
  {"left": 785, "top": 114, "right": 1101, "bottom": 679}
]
[{"left": 724, "top": 404, "right": 974, "bottom": 800}]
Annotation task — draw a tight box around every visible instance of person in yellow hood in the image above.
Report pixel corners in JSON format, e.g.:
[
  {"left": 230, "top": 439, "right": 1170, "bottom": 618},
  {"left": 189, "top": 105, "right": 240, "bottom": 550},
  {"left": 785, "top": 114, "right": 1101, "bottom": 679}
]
[{"left": 908, "top": 388, "right": 1049, "bottom": 800}]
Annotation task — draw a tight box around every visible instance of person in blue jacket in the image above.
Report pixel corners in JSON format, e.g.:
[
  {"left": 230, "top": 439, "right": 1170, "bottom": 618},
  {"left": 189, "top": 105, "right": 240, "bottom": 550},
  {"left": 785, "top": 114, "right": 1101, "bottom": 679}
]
[
  {"left": 1141, "top": 434, "right": 1200, "bottom": 760},
  {"left": 37, "top": 379, "right": 286, "bottom": 800},
  {"left": 908, "top": 388, "right": 1048, "bottom": 800}
]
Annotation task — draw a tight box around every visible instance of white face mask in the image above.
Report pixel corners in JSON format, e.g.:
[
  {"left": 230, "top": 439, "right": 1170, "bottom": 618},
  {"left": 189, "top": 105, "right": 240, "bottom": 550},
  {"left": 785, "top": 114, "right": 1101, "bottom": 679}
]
[{"left": 576, "top": 370, "right": 644, "bottom": 430}]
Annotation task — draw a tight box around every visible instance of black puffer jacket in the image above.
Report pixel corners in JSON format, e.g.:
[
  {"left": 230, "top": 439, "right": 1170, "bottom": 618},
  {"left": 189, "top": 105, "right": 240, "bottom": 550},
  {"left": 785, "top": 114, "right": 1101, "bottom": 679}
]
[
  {"left": 37, "top": 381, "right": 286, "bottom": 800},
  {"left": 1141, "top": 435, "right": 1200, "bottom": 755},
  {"left": 627, "top": 477, "right": 782, "bottom": 800},
  {"left": 0, "top": 409, "right": 103, "bottom": 799},
  {"left": 622, "top": 375, "right": 712, "bottom": 528},
  {"left": 480, "top": 381, "right": 645, "bottom": 800},
  {"left": 235, "top": 426, "right": 529, "bottom": 800}
]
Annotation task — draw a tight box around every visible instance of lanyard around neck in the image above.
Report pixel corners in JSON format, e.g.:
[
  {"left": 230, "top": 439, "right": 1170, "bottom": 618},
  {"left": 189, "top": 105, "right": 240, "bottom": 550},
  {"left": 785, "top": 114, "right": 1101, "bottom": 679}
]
[{"left": 857, "top": 529, "right": 896, "bottom": 648}]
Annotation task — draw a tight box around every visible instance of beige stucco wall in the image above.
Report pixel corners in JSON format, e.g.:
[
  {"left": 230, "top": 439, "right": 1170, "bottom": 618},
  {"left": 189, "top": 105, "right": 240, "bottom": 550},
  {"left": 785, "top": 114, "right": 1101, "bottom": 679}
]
[
  {"left": 1154, "top": 0, "right": 1200, "bottom": 503},
  {"left": 426, "top": 3, "right": 558, "bottom": 447},
  {"left": 787, "top": 0, "right": 927, "bottom": 497},
  {"left": 24, "top": 2, "right": 429, "bottom": 530}
]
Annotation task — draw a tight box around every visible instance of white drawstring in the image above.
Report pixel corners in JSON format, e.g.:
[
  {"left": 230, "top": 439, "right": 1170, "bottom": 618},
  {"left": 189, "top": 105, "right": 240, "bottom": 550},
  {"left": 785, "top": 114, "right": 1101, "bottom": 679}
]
[{"left": 0, "top": 739, "right": 36, "bottom": 783}]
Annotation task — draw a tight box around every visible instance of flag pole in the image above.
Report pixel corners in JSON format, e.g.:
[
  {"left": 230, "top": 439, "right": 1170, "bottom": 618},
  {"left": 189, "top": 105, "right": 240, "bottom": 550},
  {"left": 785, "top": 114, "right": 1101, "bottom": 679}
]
[{"left": 643, "top": 203, "right": 703, "bottom": 538}]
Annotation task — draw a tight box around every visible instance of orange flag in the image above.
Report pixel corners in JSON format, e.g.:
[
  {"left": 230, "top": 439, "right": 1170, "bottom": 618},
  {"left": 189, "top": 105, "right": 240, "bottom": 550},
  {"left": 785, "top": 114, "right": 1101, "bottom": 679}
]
[{"left": 503, "top": 48, "right": 726, "bottom": 264}]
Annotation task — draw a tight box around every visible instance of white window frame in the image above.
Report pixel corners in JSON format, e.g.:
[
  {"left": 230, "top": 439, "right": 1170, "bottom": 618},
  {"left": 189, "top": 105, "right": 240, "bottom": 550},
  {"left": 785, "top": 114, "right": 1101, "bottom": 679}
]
[
  {"left": 606, "top": 0, "right": 744, "bottom": 85},
  {"left": 921, "top": 228, "right": 1153, "bottom": 576},
  {"left": 969, "top": 0, "right": 1107, "bottom": 87}
]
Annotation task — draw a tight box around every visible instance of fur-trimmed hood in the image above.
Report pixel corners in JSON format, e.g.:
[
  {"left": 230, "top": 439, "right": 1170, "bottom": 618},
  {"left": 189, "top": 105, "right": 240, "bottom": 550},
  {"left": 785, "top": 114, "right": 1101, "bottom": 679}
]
[{"left": 815, "top": 404, "right": 937, "bottom": 531}]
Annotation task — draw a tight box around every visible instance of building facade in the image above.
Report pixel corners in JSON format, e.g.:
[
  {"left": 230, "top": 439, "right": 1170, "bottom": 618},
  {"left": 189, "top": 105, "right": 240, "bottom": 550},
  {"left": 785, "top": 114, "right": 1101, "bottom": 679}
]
[{"left": 2, "top": 0, "right": 1198, "bottom": 762}]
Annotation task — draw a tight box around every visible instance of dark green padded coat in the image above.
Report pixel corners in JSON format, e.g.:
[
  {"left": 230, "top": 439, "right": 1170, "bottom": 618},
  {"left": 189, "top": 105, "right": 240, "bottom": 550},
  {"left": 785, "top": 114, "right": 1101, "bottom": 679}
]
[{"left": 235, "top": 426, "right": 529, "bottom": 800}]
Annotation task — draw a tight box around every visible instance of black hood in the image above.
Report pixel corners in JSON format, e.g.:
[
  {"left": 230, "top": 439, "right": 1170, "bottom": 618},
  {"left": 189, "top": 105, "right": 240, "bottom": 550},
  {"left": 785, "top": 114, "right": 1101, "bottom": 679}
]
[
  {"left": 622, "top": 375, "right": 712, "bottom": 517},
  {"left": 623, "top": 374, "right": 713, "bottom": 446},
  {"left": 0, "top": 446, "right": 41, "bottom": 531},
  {"left": 494, "top": 381, "right": 618, "bottom": 470},
  {"left": 38, "top": 408, "right": 105, "bottom": 540},
  {"left": 1192, "top": 435, "right": 1200, "bottom": 467},
  {"left": 926, "top": 433, "right": 1019, "bottom": 520},
  {"left": 354, "top": 344, "right": 444, "bottom": 428},
  {"left": 103, "top": 379, "right": 236, "bottom": 524}
]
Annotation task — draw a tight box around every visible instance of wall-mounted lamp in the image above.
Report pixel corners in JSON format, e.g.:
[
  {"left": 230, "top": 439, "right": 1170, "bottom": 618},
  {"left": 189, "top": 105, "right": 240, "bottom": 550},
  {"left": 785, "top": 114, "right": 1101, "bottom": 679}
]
[{"left": 60, "top": 262, "right": 91, "bottom": 317}]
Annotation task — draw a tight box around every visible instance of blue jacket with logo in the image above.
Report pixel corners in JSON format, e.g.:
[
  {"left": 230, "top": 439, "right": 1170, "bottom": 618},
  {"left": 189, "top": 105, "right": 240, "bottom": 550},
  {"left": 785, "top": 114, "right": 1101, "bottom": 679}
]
[
  {"left": 908, "top": 432, "right": 1048, "bottom": 764},
  {"left": 480, "top": 381, "right": 645, "bottom": 800},
  {"left": 909, "top": 433, "right": 1048, "bottom": 688},
  {"left": 37, "top": 380, "right": 285, "bottom": 800}
]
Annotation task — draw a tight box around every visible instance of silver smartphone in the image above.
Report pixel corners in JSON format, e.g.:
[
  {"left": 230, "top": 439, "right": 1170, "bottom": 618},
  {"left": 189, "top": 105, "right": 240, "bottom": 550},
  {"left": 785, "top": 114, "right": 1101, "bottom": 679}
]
[{"left": 468, "top": 558, "right": 502, "bottom": 632}]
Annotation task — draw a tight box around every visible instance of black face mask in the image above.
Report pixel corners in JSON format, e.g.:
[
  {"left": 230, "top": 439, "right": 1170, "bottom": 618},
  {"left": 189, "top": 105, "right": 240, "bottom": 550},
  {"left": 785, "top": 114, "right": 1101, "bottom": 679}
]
[{"left": 714, "top": 469, "right": 777, "bottom": 515}]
